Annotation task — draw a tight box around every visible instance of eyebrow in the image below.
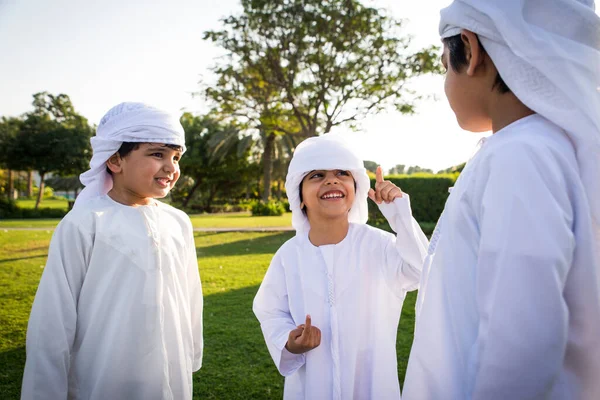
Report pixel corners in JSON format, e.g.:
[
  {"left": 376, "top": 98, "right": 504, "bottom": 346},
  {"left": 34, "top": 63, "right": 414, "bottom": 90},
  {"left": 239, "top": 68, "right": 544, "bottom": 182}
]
[{"left": 146, "top": 146, "right": 182, "bottom": 154}]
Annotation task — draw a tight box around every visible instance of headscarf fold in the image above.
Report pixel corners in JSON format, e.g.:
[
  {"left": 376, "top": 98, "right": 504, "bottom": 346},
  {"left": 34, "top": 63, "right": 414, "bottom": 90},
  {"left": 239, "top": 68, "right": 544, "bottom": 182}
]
[
  {"left": 440, "top": 0, "right": 600, "bottom": 238},
  {"left": 75, "top": 102, "right": 186, "bottom": 207},
  {"left": 285, "top": 135, "right": 371, "bottom": 233}
]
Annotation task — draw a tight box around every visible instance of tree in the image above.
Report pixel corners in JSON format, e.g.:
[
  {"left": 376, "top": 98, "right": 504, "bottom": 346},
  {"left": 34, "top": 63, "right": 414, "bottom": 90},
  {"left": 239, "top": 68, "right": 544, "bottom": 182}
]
[
  {"left": 388, "top": 164, "right": 405, "bottom": 175},
  {"left": 406, "top": 165, "right": 433, "bottom": 175},
  {"left": 0, "top": 116, "right": 22, "bottom": 198},
  {"left": 204, "top": 0, "right": 442, "bottom": 138},
  {"left": 45, "top": 175, "right": 84, "bottom": 199},
  {"left": 7, "top": 92, "right": 93, "bottom": 208},
  {"left": 437, "top": 162, "right": 465, "bottom": 174},
  {"left": 178, "top": 113, "right": 256, "bottom": 211},
  {"left": 363, "top": 160, "right": 379, "bottom": 174}
]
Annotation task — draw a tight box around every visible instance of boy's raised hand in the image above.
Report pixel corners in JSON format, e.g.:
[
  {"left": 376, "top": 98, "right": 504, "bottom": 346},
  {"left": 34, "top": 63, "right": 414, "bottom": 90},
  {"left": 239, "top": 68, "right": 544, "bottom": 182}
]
[
  {"left": 286, "top": 315, "right": 321, "bottom": 354},
  {"left": 368, "top": 166, "right": 403, "bottom": 204}
]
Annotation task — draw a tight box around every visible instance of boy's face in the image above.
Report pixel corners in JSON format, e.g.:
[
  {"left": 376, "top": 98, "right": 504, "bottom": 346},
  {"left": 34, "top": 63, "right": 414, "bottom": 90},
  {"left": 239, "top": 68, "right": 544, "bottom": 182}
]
[
  {"left": 301, "top": 169, "right": 356, "bottom": 222},
  {"left": 109, "top": 143, "right": 182, "bottom": 201},
  {"left": 442, "top": 33, "right": 493, "bottom": 133}
]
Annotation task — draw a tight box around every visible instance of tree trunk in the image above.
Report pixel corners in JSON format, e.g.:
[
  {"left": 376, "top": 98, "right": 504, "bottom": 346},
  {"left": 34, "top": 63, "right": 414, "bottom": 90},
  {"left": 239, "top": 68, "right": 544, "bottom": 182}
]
[
  {"left": 182, "top": 179, "right": 202, "bottom": 207},
  {"left": 262, "top": 133, "right": 275, "bottom": 202},
  {"left": 7, "top": 170, "right": 14, "bottom": 199},
  {"left": 27, "top": 171, "right": 34, "bottom": 197},
  {"left": 35, "top": 172, "right": 45, "bottom": 209}
]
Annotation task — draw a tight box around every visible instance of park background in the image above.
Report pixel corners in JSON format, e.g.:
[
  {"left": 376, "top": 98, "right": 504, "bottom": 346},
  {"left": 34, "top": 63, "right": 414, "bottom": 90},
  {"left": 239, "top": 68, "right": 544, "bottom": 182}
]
[{"left": 6, "top": 0, "right": 595, "bottom": 398}]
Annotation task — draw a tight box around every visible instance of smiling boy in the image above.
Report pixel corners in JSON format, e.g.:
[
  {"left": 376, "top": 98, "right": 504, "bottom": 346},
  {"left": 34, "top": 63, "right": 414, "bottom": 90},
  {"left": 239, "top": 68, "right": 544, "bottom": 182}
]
[
  {"left": 21, "top": 102, "right": 203, "bottom": 400},
  {"left": 253, "top": 135, "right": 429, "bottom": 399},
  {"left": 403, "top": 1, "right": 600, "bottom": 399}
]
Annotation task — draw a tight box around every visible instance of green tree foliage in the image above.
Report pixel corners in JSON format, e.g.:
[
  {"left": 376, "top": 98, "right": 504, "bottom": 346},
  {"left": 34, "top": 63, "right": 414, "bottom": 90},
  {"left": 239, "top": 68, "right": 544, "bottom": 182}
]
[
  {"left": 388, "top": 164, "right": 406, "bottom": 175},
  {"left": 177, "top": 113, "right": 257, "bottom": 211},
  {"left": 204, "top": 0, "right": 442, "bottom": 138},
  {"left": 6, "top": 92, "right": 93, "bottom": 208},
  {"left": 0, "top": 117, "right": 22, "bottom": 198},
  {"left": 363, "top": 160, "right": 379, "bottom": 174},
  {"left": 437, "top": 162, "right": 466, "bottom": 174}
]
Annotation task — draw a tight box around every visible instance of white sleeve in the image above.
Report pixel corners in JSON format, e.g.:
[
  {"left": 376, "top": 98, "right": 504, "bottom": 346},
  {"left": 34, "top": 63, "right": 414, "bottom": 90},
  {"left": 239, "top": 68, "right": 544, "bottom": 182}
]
[
  {"left": 185, "top": 223, "right": 203, "bottom": 372},
  {"left": 253, "top": 251, "right": 305, "bottom": 376},
  {"left": 469, "top": 144, "right": 573, "bottom": 399},
  {"left": 378, "top": 195, "right": 429, "bottom": 293},
  {"left": 21, "top": 220, "right": 90, "bottom": 400}
]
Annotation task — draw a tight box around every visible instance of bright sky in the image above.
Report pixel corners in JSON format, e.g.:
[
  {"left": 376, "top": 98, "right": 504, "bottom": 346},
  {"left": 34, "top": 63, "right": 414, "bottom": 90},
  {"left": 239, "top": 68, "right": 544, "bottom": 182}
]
[{"left": 3, "top": 0, "right": 591, "bottom": 172}]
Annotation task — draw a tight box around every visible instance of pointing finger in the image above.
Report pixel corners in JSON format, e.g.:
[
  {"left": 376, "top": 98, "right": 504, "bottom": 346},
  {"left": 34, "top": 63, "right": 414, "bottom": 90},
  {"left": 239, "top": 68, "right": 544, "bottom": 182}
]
[{"left": 376, "top": 166, "right": 384, "bottom": 184}]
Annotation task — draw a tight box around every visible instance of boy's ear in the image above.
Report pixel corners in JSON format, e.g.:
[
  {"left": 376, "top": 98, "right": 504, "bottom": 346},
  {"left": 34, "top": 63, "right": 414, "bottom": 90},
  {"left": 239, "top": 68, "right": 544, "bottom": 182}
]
[
  {"left": 106, "top": 153, "right": 123, "bottom": 174},
  {"left": 460, "top": 29, "right": 485, "bottom": 76}
]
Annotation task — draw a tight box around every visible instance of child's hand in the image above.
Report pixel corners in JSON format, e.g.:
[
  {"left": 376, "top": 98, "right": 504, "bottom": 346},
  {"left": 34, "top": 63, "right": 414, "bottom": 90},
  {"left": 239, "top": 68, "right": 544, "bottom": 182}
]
[
  {"left": 368, "top": 166, "right": 403, "bottom": 204},
  {"left": 285, "top": 314, "right": 321, "bottom": 354}
]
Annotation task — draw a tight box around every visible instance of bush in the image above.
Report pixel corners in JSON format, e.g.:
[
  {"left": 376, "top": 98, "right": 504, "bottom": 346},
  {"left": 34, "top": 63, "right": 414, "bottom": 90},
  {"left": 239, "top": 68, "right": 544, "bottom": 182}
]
[
  {"left": 369, "top": 174, "right": 457, "bottom": 225},
  {"left": 251, "top": 200, "right": 286, "bottom": 216},
  {"left": 0, "top": 197, "right": 67, "bottom": 219}
]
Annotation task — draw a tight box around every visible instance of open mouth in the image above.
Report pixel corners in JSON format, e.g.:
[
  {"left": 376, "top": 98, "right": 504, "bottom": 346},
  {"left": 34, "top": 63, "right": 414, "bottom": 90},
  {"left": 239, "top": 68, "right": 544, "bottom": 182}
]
[
  {"left": 320, "top": 190, "right": 345, "bottom": 200},
  {"left": 155, "top": 178, "right": 172, "bottom": 187}
]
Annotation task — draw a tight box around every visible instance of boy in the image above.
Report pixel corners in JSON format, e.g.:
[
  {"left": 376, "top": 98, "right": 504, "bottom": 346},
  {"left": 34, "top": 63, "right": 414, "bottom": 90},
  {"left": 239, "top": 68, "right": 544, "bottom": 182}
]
[
  {"left": 21, "top": 102, "right": 203, "bottom": 400},
  {"left": 403, "top": 1, "right": 600, "bottom": 399},
  {"left": 253, "top": 135, "right": 428, "bottom": 399}
]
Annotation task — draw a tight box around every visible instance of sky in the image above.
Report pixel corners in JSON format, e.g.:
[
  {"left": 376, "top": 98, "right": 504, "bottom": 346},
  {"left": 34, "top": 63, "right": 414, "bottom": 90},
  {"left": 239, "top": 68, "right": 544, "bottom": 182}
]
[{"left": 3, "top": 0, "right": 591, "bottom": 172}]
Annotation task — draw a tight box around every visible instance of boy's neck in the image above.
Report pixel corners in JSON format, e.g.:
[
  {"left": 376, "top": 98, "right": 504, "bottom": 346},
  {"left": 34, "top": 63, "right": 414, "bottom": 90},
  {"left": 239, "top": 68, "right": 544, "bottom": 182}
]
[
  {"left": 489, "top": 92, "right": 535, "bottom": 133},
  {"left": 308, "top": 216, "right": 350, "bottom": 246},
  {"left": 108, "top": 187, "right": 156, "bottom": 207}
]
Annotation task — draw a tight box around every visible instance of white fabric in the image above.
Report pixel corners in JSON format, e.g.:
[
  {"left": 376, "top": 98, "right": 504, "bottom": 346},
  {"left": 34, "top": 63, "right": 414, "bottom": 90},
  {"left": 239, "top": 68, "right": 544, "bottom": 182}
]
[
  {"left": 254, "top": 196, "right": 428, "bottom": 400},
  {"left": 404, "top": 115, "right": 600, "bottom": 399},
  {"left": 285, "top": 135, "right": 371, "bottom": 233},
  {"left": 76, "top": 102, "right": 186, "bottom": 207},
  {"left": 439, "top": 0, "right": 600, "bottom": 246},
  {"left": 22, "top": 195, "right": 203, "bottom": 400}
]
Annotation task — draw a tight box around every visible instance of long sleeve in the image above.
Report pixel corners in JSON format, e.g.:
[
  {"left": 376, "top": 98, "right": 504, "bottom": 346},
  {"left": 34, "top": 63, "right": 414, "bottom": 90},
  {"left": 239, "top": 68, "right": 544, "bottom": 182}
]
[
  {"left": 253, "top": 251, "right": 306, "bottom": 376},
  {"left": 378, "top": 195, "right": 429, "bottom": 293},
  {"left": 186, "top": 226, "right": 203, "bottom": 372},
  {"left": 21, "top": 220, "right": 90, "bottom": 400},
  {"left": 469, "top": 144, "right": 574, "bottom": 399}
]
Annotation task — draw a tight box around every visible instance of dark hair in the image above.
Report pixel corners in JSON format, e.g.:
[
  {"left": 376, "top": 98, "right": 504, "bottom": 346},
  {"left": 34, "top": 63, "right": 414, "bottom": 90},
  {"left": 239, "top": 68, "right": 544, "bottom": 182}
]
[
  {"left": 106, "top": 142, "right": 184, "bottom": 175},
  {"left": 443, "top": 34, "right": 511, "bottom": 94},
  {"left": 298, "top": 174, "right": 357, "bottom": 215}
]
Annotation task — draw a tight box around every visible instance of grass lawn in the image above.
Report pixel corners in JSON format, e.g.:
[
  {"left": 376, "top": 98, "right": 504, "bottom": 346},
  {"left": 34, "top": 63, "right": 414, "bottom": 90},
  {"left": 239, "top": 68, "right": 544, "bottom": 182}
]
[
  {"left": 0, "top": 212, "right": 293, "bottom": 230},
  {"left": 15, "top": 198, "right": 69, "bottom": 210},
  {"left": 0, "top": 229, "right": 417, "bottom": 399}
]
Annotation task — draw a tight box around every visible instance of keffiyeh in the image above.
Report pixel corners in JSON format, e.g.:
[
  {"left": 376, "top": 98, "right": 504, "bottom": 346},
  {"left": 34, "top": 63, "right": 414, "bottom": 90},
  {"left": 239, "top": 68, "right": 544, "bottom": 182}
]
[
  {"left": 75, "top": 102, "right": 186, "bottom": 207},
  {"left": 439, "top": 0, "right": 600, "bottom": 238},
  {"left": 285, "top": 135, "right": 371, "bottom": 233}
]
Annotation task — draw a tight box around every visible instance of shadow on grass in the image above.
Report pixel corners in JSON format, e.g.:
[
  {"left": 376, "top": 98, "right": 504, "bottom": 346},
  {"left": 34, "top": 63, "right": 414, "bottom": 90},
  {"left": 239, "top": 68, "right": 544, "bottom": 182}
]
[
  {"left": 1, "top": 286, "right": 417, "bottom": 399},
  {"left": 196, "top": 232, "right": 294, "bottom": 258},
  {"left": 0, "top": 255, "right": 47, "bottom": 265},
  {"left": 0, "top": 346, "right": 25, "bottom": 398}
]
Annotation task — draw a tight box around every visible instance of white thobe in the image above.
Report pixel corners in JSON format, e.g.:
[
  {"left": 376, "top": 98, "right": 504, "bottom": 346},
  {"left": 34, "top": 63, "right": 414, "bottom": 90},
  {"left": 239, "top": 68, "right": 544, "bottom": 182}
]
[
  {"left": 21, "top": 195, "right": 203, "bottom": 400},
  {"left": 253, "top": 196, "right": 428, "bottom": 400},
  {"left": 403, "top": 115, "right": 600, "bottom": 400}
]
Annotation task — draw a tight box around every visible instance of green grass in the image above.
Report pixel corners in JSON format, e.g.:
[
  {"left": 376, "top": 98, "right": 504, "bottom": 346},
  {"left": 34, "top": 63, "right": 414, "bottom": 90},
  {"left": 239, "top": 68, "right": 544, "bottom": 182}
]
[
  {"left": 15, "top": 199, "right": 69, "bottom": 210},
  {"left": 189, "top": 212, "right": 292, "bottom": 229},
  {"left": 0, "top": 230, "right": 417, "bottom": 399},
  {"left": 0, "top": 212, "right": 293, "bottom": 230}
]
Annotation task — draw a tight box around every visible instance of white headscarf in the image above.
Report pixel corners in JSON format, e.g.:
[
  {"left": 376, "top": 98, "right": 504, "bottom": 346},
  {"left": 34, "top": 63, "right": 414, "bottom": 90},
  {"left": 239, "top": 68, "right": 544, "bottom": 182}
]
[
  {"left": 439, "top": 0, "right": 600, "bottom": 238},
  {"left": 75, "top": 102, "right": 186, "bottom": 207},
  {"left": 285, "top": 135, "right": 371, "bottom": 233}
]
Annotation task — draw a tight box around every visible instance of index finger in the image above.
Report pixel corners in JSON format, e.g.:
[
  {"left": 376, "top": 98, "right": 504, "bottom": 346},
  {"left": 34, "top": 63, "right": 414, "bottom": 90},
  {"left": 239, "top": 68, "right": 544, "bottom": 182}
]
[{"left": 376, "top": 166, "right": 384, "bottom": 184}]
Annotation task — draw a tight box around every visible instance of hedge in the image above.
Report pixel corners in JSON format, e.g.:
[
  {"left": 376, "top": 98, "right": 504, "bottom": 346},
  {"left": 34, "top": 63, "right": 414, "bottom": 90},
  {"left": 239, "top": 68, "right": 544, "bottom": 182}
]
[
  {"left": 369, "top": 174, "right": 457, "bottom": 225},
  {"left": 0, "top": 198, "right": 68, "bottom": 219}
]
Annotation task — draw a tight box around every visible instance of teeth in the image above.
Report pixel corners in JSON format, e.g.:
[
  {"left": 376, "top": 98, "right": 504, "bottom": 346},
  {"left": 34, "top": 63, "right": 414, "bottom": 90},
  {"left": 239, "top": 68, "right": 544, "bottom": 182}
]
[{"left": 322, "top": 193, "right": 343, "bottom": 199}]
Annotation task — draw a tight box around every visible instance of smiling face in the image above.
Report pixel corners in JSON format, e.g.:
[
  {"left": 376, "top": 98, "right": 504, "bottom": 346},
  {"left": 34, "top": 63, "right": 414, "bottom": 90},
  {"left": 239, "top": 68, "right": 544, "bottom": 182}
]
[
  {"left": 300, "top": 169, "right": 356, "bottom": 224},
  {"left": 107, "top": 143, "right": 182, "bottom": 205}
]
